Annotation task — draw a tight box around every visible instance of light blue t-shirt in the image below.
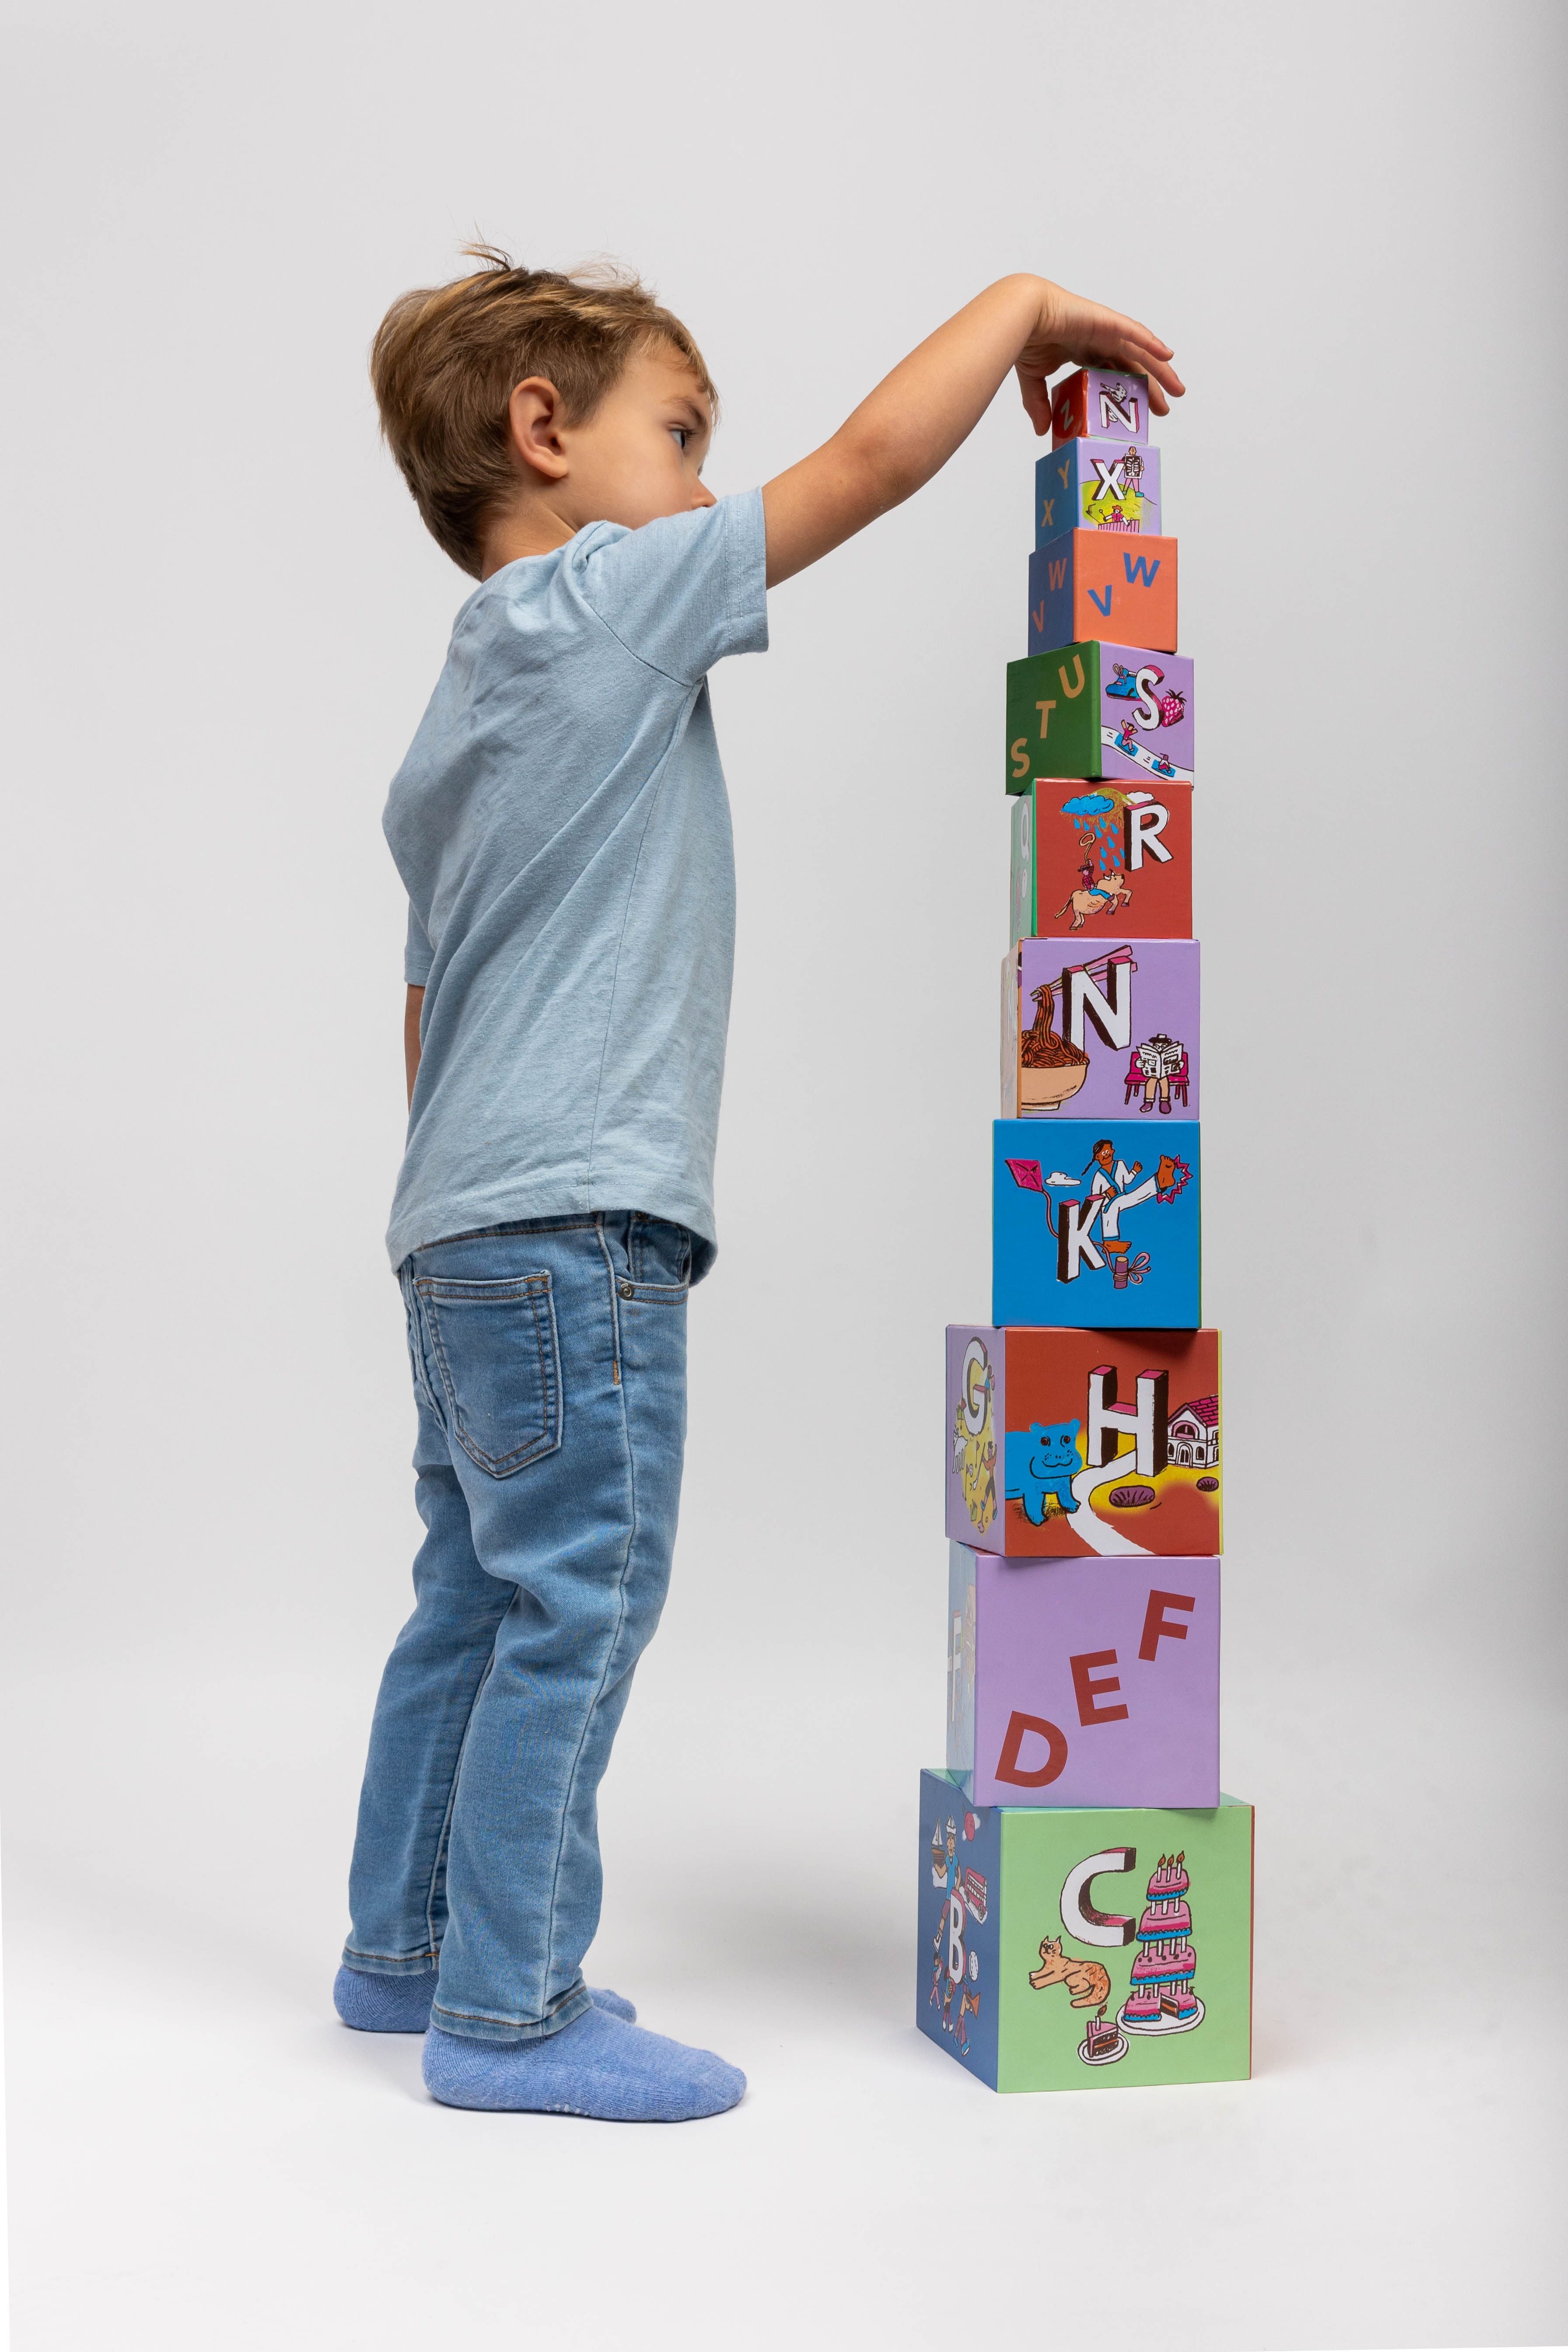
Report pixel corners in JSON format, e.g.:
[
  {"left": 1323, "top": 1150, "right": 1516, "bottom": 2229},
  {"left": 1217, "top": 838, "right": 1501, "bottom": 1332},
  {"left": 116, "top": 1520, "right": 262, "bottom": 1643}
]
[{"left": 383, "top": 490, "right": 768, "bottom": 1274}]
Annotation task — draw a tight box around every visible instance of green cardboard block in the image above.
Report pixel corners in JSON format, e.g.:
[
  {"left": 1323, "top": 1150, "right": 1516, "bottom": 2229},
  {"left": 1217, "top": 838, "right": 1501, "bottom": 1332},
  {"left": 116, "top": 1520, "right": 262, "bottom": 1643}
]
[
  {"left": 918, "top": 1770, "right": 1253, "bottom": 2092},
  {"left": 1005, "top": 640, "right": 1195, "bottom": 793}
]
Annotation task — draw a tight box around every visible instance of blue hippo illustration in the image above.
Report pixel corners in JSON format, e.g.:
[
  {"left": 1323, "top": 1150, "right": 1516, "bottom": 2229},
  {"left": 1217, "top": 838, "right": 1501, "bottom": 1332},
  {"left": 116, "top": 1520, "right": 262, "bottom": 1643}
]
[{"left": 1005, "top": 1420, "right": 1083, "bottom": 1522}]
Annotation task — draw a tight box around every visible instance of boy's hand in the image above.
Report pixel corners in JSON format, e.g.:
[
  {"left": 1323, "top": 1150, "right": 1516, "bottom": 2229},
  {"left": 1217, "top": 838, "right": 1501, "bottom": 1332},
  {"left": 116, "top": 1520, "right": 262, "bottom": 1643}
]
[
  {"left": 762, "top": 274, "right": 1183, "bottom": 587},
  {"left": 1012, "top": 282, "right": 1183, "bottom": 436}
]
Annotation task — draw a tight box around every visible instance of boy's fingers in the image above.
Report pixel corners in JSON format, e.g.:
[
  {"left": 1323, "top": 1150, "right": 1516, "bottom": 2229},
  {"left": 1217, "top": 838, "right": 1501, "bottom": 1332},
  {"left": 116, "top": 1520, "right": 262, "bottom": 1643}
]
[
  {"left": 1016, "top": 365, "right": 1053, "bottom": 434},
  {"left": 1088, "top": 307, "right": 1174, "bottom": 362}
]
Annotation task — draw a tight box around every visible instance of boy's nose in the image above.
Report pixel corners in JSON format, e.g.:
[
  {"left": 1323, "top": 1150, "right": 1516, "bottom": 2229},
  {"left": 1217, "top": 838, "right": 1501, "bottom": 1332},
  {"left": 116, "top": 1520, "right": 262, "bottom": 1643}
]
[{"left": 692, "top": 481, "right": 717, "bottom": 509}]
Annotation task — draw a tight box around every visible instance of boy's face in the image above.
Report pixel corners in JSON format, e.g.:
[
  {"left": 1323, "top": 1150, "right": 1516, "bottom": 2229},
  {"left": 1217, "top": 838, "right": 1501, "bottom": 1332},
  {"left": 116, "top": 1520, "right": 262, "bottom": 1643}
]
[{"left": 554, "top": 344, "right": 716, "bottom": 531}]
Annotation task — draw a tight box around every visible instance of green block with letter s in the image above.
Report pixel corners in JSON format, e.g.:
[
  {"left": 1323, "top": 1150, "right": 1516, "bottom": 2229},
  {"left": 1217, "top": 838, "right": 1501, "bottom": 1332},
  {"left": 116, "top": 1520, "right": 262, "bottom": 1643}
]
[{"left": 1006, "top": 640, "right": 1196, "bottom": 794}]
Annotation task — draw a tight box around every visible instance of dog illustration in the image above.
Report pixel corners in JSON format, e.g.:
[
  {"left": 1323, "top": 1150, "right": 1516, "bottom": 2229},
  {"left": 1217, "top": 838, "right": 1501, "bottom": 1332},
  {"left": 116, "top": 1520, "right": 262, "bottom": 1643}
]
[{"left": 1029, "top": 1936, "right": 1113, "bottom": 2011}]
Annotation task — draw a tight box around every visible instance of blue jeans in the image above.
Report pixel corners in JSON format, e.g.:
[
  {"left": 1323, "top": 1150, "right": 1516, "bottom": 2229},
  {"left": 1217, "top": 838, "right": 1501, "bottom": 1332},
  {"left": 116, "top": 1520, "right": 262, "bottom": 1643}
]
[{"left": 344, "top": 1212, "right": 690, "bottom": 2043}]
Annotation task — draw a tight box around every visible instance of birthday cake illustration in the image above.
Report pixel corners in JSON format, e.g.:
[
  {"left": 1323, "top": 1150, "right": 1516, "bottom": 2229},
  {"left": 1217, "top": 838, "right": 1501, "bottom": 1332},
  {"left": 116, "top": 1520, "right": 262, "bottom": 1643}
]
[{"left": 1118, "top": 1852, "right": 1206, "bottom": 2035}]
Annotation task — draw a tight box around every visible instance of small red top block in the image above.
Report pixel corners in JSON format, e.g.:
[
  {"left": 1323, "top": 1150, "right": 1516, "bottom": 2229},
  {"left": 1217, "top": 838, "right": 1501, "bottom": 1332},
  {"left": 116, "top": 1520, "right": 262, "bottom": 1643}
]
[{"left": 1050, "top": 368, "right": 1150, "bottom": 449}]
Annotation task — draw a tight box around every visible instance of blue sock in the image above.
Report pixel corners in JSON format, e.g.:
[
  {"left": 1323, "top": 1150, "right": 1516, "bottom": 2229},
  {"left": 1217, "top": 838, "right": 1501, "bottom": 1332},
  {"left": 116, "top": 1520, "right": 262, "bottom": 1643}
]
[
  {"left": 422, "top": 2007, "right": 745, "bottom": 2121},
  {"left": 334, "top": 1966, "right": 635, "bottom": 2034}
]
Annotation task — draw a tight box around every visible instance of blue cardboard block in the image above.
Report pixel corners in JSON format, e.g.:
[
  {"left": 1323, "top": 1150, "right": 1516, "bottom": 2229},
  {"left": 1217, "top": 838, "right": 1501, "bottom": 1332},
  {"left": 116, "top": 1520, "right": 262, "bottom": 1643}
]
[
  {"left": 993, "top": 1119, "right": 1201, "bottom": 1328},
  {"left": 1036, "top": 440, "right": 1162, "bottom": 544}
]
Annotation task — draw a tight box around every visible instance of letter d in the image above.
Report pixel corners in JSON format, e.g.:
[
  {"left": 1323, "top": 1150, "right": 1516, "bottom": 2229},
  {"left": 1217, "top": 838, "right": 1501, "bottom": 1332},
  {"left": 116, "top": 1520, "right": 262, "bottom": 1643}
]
[{"left": 994, "top": 1710, "right": 1068, "bottom": 1787}]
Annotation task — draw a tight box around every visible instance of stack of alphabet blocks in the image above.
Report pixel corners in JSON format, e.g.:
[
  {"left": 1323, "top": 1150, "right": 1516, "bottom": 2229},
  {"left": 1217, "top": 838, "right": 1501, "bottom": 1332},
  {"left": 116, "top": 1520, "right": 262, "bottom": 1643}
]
[{"left": 919, "top": 368, "right": 1255, "bottom": 2093}]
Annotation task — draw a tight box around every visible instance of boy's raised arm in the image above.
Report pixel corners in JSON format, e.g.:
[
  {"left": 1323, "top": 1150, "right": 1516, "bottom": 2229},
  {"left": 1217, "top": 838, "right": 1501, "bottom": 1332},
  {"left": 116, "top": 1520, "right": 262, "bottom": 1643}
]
[{"left": 760, "top": 274, "right": 1183, "bottom": 588}]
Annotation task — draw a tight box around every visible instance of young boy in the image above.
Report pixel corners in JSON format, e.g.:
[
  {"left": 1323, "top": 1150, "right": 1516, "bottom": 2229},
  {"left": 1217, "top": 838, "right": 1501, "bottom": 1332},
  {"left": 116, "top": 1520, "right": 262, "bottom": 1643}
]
[{"left": 335, "top": 251, "right": 1181, "bottom": 2119}]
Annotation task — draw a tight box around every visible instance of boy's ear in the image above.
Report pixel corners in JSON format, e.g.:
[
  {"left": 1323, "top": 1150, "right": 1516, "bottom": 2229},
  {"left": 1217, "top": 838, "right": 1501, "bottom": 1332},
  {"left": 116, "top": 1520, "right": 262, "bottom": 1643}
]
[{"left": 507, "top": 377, "right": 570, "bottom": 481}]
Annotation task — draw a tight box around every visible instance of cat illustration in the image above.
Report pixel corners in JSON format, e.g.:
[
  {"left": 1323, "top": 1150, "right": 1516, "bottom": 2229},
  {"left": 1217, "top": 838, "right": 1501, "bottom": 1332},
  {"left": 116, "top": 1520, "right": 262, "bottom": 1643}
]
[
  {"left": 1029, "top": 1936, "right": 1112, "bottom": 2011},
  {"left": 1005, "top": 1421, "right": 1082, "bottom": 1522}
]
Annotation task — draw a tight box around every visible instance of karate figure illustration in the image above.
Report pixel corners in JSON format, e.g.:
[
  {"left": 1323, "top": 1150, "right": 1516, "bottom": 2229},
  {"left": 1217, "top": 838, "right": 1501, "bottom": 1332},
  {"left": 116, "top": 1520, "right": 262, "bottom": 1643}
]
[{"left": 1084, "top": 1137, "right": 1162, "bottom": 1240}]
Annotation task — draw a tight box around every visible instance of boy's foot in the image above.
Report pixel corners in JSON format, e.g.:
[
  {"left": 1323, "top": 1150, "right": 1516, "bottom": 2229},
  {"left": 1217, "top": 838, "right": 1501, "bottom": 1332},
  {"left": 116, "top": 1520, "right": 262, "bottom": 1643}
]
[
  {"left": 421, "top": 2007, "right": 745, "bottom": 2121},
  {"left": 333, "top": 1966, "right": 635, "bottom": 2034}
]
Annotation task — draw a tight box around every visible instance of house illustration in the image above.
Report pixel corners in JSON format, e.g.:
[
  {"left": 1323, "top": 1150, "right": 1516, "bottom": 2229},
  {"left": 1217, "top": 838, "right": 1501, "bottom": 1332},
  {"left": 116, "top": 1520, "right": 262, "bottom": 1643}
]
[{"left": 1167, "top": 1396, "right": 1219, "bottom": 1469}]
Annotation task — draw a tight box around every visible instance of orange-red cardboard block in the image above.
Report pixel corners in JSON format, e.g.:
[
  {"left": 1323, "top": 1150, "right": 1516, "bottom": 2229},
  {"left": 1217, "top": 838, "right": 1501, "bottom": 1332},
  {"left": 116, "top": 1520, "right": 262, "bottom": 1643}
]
[{"left": 948, "top": 1323, "right": 1222, "bottom": 1558}]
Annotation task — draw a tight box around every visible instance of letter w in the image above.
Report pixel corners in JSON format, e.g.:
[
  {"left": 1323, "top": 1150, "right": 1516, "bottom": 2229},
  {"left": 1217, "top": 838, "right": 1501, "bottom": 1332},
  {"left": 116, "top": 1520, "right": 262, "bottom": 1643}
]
[
  {"left": 1123, "top": 553, "right": 1161, "bottom": 587},
  {"left": 1047, "top": 559, "right": 1067, "bottom": 591}
]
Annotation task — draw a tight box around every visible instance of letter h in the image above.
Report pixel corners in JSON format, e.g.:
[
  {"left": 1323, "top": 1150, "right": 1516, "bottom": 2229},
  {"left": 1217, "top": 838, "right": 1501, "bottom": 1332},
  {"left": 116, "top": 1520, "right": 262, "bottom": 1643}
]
[{"left": 1086, "top": 1364, "right": 1169, "bottom": 1477}]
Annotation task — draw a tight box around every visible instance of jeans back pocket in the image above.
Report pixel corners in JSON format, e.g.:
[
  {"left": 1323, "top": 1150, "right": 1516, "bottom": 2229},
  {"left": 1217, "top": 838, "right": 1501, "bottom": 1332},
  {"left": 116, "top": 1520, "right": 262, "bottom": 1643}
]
[{"left": 412, "top": 1273, "right": 563, "bottom": 1478}]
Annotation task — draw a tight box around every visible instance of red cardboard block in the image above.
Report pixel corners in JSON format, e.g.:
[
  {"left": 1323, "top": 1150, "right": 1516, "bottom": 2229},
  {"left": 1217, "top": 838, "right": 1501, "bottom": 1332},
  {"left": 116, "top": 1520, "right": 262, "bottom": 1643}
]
[
  {"left": 1010, "top": 779, "right": 1193, "bottom": 942},
  {"left": 947, "top": 1323, "right": 1222, "bottom": 1559},
  {"left": 1050, "top": 367, "right": 1150, "bottom": 447}
]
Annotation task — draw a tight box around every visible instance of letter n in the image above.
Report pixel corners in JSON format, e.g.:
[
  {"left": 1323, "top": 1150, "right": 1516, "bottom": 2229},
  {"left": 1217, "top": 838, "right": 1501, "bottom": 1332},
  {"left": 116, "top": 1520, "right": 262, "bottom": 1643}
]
[{"left": 1066, "top": 950, "right": 1133, "bottom": 1050}]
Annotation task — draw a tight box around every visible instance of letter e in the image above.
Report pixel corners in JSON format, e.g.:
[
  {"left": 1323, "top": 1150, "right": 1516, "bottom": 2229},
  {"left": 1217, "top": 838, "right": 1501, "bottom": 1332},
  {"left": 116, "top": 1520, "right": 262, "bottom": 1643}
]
[{"left": 1071, "top": 1649, "right": 1129, "bottom": 1726}]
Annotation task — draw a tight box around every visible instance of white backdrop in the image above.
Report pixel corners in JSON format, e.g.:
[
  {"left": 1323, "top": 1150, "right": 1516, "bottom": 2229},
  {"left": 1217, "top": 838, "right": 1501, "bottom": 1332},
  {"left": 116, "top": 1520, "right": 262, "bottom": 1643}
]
[{"left": 3, "top": 2, "right": 1565, "bottom": 2345}]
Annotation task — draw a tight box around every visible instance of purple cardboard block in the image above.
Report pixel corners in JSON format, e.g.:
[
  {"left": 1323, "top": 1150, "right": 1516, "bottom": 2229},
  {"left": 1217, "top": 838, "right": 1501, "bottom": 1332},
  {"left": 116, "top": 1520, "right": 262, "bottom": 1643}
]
[
  {"left": 1002, "top": 938, "right": 1200, "bottom": 1120},
  {"left": 1050, "top": 368, "right": 1149, "bottom": 447},
  {"left": 947, "top": 1542, "right": 1220, "bottom": 1809},
  {"left": 1036, "top": 440, "right": 1161, "bottom": 543}
]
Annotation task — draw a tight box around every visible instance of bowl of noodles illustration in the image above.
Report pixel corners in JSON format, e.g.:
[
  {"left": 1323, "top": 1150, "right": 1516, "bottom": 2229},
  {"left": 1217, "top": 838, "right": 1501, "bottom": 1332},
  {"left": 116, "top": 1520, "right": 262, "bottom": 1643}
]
[{"left": 1019, "top": 983, "right": 1089, "bottom": 1113}]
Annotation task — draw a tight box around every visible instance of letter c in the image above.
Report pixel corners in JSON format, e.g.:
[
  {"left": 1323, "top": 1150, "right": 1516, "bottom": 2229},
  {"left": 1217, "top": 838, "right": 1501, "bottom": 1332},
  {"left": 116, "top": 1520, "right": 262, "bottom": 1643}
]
[{"left": 1059, "top": 1846, "right": 1138, "bottom": 1948}]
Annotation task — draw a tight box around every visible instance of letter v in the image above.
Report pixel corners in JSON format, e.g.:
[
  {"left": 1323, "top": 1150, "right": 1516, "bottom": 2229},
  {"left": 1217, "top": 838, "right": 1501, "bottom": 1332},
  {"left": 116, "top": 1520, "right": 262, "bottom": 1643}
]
[{"left": 1088, "top": 585, "right": 1113, "bottom": 616}]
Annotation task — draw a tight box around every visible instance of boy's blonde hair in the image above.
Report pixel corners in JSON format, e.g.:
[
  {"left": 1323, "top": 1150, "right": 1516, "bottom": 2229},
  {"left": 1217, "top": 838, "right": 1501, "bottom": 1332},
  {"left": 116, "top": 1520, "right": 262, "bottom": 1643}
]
[{"left": 371, "top": 246, "right": 717, "bottom": 578}]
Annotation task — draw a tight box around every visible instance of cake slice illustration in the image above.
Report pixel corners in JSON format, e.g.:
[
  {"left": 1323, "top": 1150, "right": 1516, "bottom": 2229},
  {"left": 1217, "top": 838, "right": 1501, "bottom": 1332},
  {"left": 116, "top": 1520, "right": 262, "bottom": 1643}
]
[
  {"left": 1077, "top": 2005, "right": 1128, "bottom": 2067},
  {"left": 1118, "top": 1852, "right": 1206, "bottom": 2035}
]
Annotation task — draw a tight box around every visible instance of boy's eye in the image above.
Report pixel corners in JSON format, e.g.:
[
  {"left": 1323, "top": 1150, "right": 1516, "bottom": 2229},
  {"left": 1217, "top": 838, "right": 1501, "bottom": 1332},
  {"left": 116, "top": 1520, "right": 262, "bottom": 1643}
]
[{"left": 670, "top": 426, "right": 689, "bottom": 450}]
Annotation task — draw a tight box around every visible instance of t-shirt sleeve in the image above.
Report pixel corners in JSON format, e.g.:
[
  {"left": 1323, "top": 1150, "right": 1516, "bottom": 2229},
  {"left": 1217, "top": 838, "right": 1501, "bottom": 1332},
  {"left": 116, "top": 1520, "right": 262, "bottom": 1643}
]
[
  {"left": 404, "top": 900, "right": 435, "bottom": 986},
  {"left": 572, "top": 489, "right": 768, "bottom": 687}
]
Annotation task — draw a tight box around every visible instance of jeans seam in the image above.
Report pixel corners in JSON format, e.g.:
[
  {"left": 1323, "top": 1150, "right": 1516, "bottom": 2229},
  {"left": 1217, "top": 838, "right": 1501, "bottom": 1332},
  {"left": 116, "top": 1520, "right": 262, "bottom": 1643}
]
[
  {"left": 431, "top": 1982, "right": 592, "bottom": 2038},
  {"left": 408, "top": 1216, "right": 599, "bottom": 1256},
  {"left": 345, "top": 1942, "right": 440, "bottom": 1964},
  {"left": 424, "top": 1642, "right": 499, "bottom": 1958},
  {"left": 528, "top": 1221, "right": 639, "bottom": 2018}
]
